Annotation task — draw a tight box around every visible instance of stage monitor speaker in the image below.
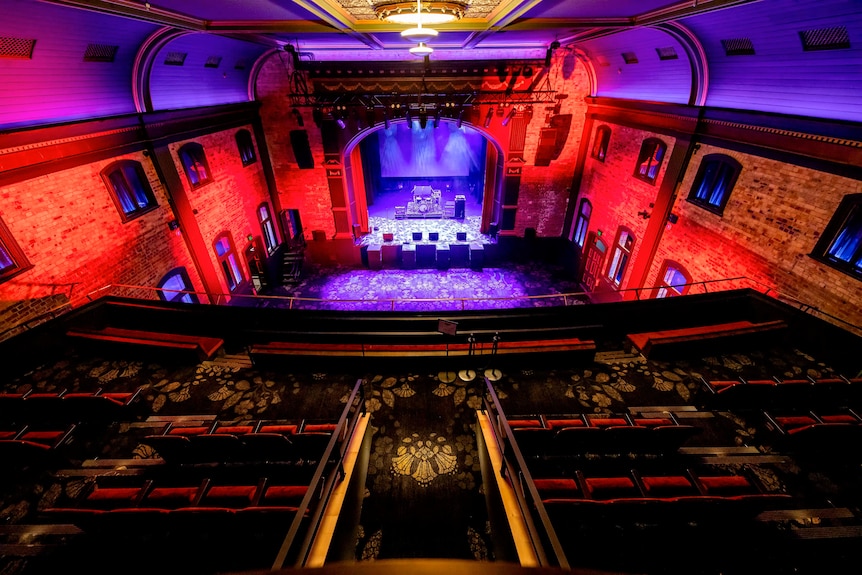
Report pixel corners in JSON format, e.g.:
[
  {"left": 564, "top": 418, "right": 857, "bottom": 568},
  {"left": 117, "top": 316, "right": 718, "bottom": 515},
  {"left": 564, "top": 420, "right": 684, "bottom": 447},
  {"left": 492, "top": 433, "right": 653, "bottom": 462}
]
[
  {"left": 456, "top": 232, "right": 467, "bottom": 242},
  {"left": 383, "top": 232, "right": 394, "bottom": 242},
  {"left": 412, "top": 232, "right": 423, "bottom": 241},
  {"left": 525, "top": 227, "right": 537, "bottom": 240},
  {"left": 454, "top": 195, "right": 466, "bottom": 219},
  {"left": 488, "top": 223, "right": 499, "bottom": 238},
  {"left": 428, "top": 232, "right": 439, "bottom": 241},
  {"left": 312, "top": 230, "right": 327, "bottom": 242}
]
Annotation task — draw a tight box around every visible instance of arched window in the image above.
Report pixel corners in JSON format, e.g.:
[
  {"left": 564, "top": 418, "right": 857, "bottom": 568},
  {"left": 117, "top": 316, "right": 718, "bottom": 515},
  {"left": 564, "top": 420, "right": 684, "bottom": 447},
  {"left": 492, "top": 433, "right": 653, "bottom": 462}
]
[
  {"left": 812, "top": 193, "right": 862, "bottom": 279},
  {"left": 0, "top": 217, "right": 31, "bottom": 284},
  {"left": 572, "top": 199, "right": 592, "bottom": 249},
  {"left": 687, "top": 154, "right": 742, "bottom": 215},
  {"left": 178, "top": 142, "right": 212, "bottom": 188},
  {"left": 591, "top": 125, "right": 611, "bottom": 162},
  {"left": 655, "top": 261, "right": 691, "bottom": 298},
  {"left": 236, "top": 129, "right": 257, "bottom": 166},
  {"left": 101, "top": 160, "right": 157, "bottom": 221},
  {"left": 633, "top": 138, "right": 667, "bottom": 184},
  {"left": 214, "top": 232, "right": 243, "bottom": 292},
  {"left": 258, "top": 202, "right": 278, "bottom": 253},
  {"left": 157, "top": 267, "right": 198, "bottom": 303},
  {"left": 607, "top": 227, "right": 635, "bottom": 286}
]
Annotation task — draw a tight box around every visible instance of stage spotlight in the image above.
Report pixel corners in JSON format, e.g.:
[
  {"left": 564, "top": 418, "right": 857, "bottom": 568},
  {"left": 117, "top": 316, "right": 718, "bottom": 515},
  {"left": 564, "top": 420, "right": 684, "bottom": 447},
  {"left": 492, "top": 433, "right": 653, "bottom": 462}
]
[
  {"left": 456, "top": 107, "right": 464, "bottom": 128},
  {"left": 419, "top": 111, "right": 427, "bottom": 129},
  {"left": 366, "top": 108, "right": 376, "bottom": 128},
  {"left": 545, "top": 40, "right": 561, "bottom": 67},
  {"left": 405, "top": 107, "right": 413, "bottom": 125},
  {"left": 484, "top": 107, "right": 494, "bottom": 128},
  {"left": 336, "top": 117, "right": 346, "bottom": 129},
  {"left": 501, "top": 107, "right": 516, "bottom": 127},
  {"left": 383, "top": 109, "right": 390, "bottom": 129},
  {"left": 433, "top": 107, "right": 441, "bottom": 128}
]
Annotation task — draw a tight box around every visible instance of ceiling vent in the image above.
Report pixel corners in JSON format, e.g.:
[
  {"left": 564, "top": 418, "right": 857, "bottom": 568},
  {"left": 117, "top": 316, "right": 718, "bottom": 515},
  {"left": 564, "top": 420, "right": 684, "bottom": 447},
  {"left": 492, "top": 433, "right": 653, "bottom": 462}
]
[
  {"left": 721, "top": 38, "right": 755, "bottom": 56},
  {"left": 164, "top": 51, "right": 187, "bottom": 66},
  {"left": 595, "top": 55, "right": 610, "bottom": 67},
  {"left": 234, "top": 59, "right": 246, "bottom": 70},
  {"left": 83, "top": 44, "right": 118, "bottom": 63},
  {"left": 0, "top": 36, "right": 36, "bottom": 59},
  {"left": 656, "top": 47, "right": 678, "bottom": 61},
  {"left": 205, "top": 55, "right": 222, "bottom": 68},
  {"left": 799, "top": 26, "right": 850, "bottom": 51},
  {"left": 621, "top": 52, "right": 638, "bottom": 64}
]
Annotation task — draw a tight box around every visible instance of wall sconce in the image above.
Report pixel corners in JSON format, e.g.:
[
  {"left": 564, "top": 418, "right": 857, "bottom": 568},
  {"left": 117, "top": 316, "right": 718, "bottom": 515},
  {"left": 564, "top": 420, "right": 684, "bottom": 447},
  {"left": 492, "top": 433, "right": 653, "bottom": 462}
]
[
  {"left": 667, "top": 213, "right": 679, "bottom": 224},
  {"left": 637, "top": 210, "right": 651, "bottom": 220},
  {"left": 167, "top": 219, "right": 180, "bottom": 231}
]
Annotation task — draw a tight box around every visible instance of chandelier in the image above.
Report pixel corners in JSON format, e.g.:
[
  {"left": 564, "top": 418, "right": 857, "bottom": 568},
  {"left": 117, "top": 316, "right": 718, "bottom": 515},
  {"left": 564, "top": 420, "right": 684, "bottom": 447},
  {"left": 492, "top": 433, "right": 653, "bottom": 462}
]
[{"left": 376, "top": 1, "right": 467, "bottom": 25}]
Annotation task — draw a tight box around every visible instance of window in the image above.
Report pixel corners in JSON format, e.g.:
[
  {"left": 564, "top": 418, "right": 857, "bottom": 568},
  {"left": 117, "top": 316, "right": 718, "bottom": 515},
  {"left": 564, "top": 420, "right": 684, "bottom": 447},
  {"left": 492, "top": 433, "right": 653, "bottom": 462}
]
[
  {"left": 633, "top": 138, "right": 667, "bottom": 185},
  {"left": 655, "top": 261, "right": 691, "bottom": 298},
  {"left": 572, "top": 199, "right": 592, "bottom": 249},
  {"left": 101, "top": 160, "right": 158, "bottom": 221},
  {"left": 178, "top": 142, "right": 212, "bottom": 188},
  {"left": 811, "top": 194, "right": 862, "bottom": 279},
  {"left": 157, "top": 267, "right": 198, "bottom": 304},
  {"left": 214, "top": 232, "right": 244, "bottom": 292},
  {"left": 687, "top": 154, "right": 741, "bottom": 215},
  {"left": 258, "top": 203, "right": 278, "bottom": 253},
  {"left": 236, "top": 129, "right": 257, "bottom": 166},
  {"left": 0, "top": 217, "right": 31, "bottom": 283},
  {"left": 591, "top": 126, "right": 611, "bottom": 162},
  {"left": 607, "top": 227, "right": 635, "bottom": 286}
]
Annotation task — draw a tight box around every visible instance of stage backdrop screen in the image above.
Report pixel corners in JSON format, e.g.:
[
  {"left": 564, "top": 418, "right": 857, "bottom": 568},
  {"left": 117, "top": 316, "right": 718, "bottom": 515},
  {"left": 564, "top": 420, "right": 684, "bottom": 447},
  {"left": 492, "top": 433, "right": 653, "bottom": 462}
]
[{"left": 378, "top": 121, "right": 485, "bottom": 178}]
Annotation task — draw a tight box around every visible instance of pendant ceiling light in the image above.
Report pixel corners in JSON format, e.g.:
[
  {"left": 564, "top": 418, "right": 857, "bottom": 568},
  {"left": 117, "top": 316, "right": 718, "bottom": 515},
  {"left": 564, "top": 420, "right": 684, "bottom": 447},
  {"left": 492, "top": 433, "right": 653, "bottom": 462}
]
[
  {"left": 400, "top": 0, "right": 440, "bottom": 43},
  {"left": 377, "top": 0, "right": 466, "bottom": 25},
  {"left": 409, "top": 42, "right": 433, "bottom": 56}
]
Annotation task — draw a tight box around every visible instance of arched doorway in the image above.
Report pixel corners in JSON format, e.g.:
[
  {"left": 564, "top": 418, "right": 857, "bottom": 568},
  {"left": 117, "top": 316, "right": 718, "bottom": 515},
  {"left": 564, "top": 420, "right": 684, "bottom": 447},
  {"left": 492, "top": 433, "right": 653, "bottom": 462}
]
[{"left": 340, "top": 118, "right": 505, "bottom": 242}]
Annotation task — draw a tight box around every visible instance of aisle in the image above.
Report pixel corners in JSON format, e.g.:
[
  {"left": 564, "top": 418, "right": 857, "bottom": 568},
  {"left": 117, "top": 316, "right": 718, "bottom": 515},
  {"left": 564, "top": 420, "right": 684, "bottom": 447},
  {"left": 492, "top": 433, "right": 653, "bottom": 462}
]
[{"left": 352, "top": 372, "right": 492, "bottom": 561}]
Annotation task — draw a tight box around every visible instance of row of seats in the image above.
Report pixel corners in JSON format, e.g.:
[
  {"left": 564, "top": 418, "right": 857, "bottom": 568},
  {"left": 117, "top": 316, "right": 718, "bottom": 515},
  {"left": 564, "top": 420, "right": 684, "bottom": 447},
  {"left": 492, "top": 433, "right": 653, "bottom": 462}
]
[
  {"left": 43, "top": 476, "right": 311, "bottom": 533},
  {"left": 142, "top": 420, "right": 338, "bottom": 465},
  {"left": 0, "top": 387, "right": 142, "bottom": 425},
  {"left": 508, "top": 413, "right": 701, "bottom": 459},
  {"left": 537, "top": 467, "right": 794, "bottom": 523},
  {"left": 1, "top": 423, "right": 77, "bottom": 465},
  {"left": 700, "top": 375, "right": 862, "bottom": 410},
  {"left": 762, "top": 407, "right": 862, "bottom": 459}
]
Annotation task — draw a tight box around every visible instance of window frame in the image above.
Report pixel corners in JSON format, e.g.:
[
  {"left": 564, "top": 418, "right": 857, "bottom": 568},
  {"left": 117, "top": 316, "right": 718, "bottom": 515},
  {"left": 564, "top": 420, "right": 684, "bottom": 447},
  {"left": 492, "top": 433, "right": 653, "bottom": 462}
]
[
  {"left": 100, "top": 160, "right": 159, "bottom": 222},
  {"left": 235, "top": 129, "right": 257, "bottom": 167},
  {"left": 633, "top": 138, "right": 667, "bottom": 185},
  {"left": 572, "top": 198, "right": 592, "bottom": 249},
  {"left": 258, "top": 202, "right": 279, "bottom": 254},
  {"left": 157, "top": 267, "right": 199, "bottom": 304},
  {"left": 0, "top": 217, "right": 32, "bottom": 284},
  {"left": 591, "top": 125, "right": 611, "bottom": 162},
  {"left": 213, "top": 232, "right": 244, "bottom": 292},
  {"left": 810, "top": 193, "right": 862, "bottom": 280},
  {"left": 655, "top": 260, "right": 691, "bottom": 298},
  {"left": 607, "top": 227, "right": 635, "bottom": 287},
  {"left": 686, "top": 154, "right": 742, "bottom": 216},
  {"left": 178, "top": 142, "right": 212, "bottom": 189}
]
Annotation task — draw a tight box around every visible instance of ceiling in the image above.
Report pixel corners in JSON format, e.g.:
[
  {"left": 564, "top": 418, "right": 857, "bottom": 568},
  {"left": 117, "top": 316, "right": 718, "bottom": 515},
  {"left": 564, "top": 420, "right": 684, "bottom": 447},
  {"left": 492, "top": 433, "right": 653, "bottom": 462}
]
[{"left": 43, "top": 0, "right": 762, "bottom": 61}]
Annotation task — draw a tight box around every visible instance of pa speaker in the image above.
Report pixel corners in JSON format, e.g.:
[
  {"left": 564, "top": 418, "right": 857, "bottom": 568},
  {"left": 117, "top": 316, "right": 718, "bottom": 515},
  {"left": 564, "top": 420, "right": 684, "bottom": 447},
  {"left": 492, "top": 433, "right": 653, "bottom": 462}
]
[
  {"left": 428, "top": 232, "right": 439, "bottom": 241},
  {"left": 412, "top": 232, "right": 423, "bottom": 241},
  {"left": 456, "top": 232, "right": 467, "bottom": 242},
  {"left": 289, "top": 130, "right": 314, "bottom": 169},
  {"left": 383, "top": 232, "right": 394, "bottom": 242}
]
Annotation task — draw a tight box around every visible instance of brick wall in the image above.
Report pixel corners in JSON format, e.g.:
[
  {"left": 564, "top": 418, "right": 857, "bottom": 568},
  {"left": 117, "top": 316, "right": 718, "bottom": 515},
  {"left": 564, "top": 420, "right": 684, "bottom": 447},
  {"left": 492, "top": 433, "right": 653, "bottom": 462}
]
[
  {"left": 167, "top": 126, "right": 272, "bottom": 296},
  {"left": 649, "top": 143, "right": 862, "bottom": 327},
  {"left": 0, "top": 150, "right": 199, "bottom": 331}
]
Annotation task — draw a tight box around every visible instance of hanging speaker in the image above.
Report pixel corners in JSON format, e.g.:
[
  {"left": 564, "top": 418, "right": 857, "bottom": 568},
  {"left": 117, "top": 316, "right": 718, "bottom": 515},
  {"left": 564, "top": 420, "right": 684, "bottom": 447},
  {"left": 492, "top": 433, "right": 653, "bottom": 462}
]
[{"left": 290, "top": 130, "right": 313, "bottom": 169}]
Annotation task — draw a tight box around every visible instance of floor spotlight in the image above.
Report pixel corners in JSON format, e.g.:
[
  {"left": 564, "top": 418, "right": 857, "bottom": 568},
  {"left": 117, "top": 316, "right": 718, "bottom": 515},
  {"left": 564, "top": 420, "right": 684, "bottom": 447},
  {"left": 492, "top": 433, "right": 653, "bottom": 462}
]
[{"left": 457, "top": 107, "right": 464, "bottom": 128}]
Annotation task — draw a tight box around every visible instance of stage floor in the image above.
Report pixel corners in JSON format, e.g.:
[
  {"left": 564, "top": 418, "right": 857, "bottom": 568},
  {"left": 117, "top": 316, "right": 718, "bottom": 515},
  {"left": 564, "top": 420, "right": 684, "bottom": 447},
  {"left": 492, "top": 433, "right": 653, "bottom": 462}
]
[{"left": 361, "top": 189, "right": 489, "bottom": 246}]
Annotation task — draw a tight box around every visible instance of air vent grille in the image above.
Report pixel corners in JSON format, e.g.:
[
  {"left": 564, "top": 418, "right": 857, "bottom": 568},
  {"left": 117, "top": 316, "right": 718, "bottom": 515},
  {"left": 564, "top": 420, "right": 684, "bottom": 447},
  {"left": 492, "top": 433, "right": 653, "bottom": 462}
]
[
  {"left": 721, "top": 38, "right": 755, "bottom": 56},
  {"left": 164, "top": 51, "right": 187, "bottom": 66},
  {"left": 656, "top": 47, "right": 678, "bottom": 61},
  {"left": 621, "top": 52, "right": 638, "bottom": 64},
  {"left": 205, "top": 55, "right": 222, "bottom": 68},
  {"left": 0, "top": 36, "right": 36, "bottom": 59},
  {"left": 234, "top": 59, "right": 246, "bottom": 70},
  {"left": 84, "top": 43, "right": 118, "bottom": 63},
  {"left": 800, "top": 26, "right": 850, "bottom": 51}
]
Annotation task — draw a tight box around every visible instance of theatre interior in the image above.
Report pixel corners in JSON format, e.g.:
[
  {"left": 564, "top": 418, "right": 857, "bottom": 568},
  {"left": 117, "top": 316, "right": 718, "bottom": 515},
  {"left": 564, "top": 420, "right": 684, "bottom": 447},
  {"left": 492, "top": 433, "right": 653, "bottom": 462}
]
[{"left": 1, "top": 1, "right": 862, "bottom": 574}]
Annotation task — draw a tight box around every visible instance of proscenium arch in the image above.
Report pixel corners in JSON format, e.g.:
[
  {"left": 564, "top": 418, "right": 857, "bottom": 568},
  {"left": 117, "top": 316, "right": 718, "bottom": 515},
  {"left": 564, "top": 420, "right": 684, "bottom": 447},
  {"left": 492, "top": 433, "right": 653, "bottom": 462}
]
[
  {"left": 340, "top": 118, "right": 506, "bottom": 237},
  {"left": 133, "top": 27, "right": 192, "bottom": 113}
]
